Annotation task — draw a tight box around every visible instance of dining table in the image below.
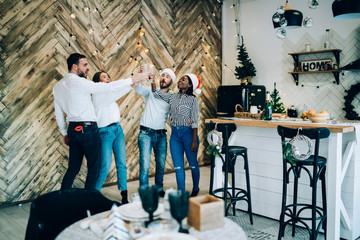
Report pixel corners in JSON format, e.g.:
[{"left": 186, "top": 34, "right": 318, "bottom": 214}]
[{"left": 55, "top": 205, "right": 247, "bottom": 240}]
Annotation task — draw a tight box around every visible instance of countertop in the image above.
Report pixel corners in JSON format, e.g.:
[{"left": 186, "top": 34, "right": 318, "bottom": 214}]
[{"left": 205, "top": 118, "right": 357, "bottom": 133}]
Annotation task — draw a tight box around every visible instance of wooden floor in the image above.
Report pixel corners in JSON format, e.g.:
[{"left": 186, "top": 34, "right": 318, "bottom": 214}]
[{"left": 0, "top": 166, "right": 211, "bottom": 240}]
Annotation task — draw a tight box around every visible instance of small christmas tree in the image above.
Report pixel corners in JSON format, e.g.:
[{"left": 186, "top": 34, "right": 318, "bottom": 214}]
[
  {"left": 270, "top": 82, "right": 285, "bottom": 113},
  {"left": 235, "top": 36, "right": 256, "bottom": 83}
]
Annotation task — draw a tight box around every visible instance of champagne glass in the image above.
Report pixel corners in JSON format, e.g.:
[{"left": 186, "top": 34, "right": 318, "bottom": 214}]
[
  {"left": 168, "top": 190, "right": 190, "bottom": 234},
  {"left": 138, "top": 185, "right": 159, "bottom": 227}
]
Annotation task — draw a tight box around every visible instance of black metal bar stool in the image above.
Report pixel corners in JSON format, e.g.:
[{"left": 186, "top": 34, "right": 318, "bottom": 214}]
[
  {"left": 207, "top": 122, "right": 253, "bottom": 224},
  {"left": 277, "top": 126, "right": 330, "bottom": 240}
]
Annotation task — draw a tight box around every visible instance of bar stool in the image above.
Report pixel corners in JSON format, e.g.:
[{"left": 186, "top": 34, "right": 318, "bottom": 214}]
[
  {"left": 207, "top": 122, "right": 253, "bottom": 224},
  {"left": 277, "top": 126, "right": 330, "bottom": 240}
]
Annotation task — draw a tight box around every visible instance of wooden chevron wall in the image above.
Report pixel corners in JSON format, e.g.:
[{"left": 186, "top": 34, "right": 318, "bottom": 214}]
[{"left": 0, "top": 0, "right": 222, "bottom": 205}]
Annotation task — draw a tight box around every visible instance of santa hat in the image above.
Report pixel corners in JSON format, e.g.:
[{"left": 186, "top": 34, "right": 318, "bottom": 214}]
[
  {"left": 160, "top": 68, "right": 177, "bottom": 85},
  {"left": 185, "top": 73, "right": 201, "bottom": 94}
]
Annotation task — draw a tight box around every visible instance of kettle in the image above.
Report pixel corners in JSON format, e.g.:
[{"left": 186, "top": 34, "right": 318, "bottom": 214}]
[{"left": 287, "top": 105, "right": 298, "bottom": 118}]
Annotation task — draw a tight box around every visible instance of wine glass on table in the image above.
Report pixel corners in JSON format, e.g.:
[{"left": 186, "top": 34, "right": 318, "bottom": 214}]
[
  {"left": 168, "top": 190, "right": 190, "bottom": 234},
  {"left": 138, "top": 185, "right": 159, "bottom": 227}
]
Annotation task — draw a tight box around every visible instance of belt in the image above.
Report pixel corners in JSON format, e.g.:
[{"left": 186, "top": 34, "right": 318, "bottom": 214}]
[
  {"left": 69, "top": 121, "right": 97, "bottom": 126},
  {"left": 140, "top": 125, "right": 166, "bottom": 134}
]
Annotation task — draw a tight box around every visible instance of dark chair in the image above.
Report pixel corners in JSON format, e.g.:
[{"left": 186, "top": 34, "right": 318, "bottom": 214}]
[
  {"left": 207, "top": 122, "right": 253, "bottom": 224},
  {"left": 25, "top": 188, "right": 119, "bottom": 240},
  {"left": 277, "top": 126, "right": 330, "bottom": 240}
]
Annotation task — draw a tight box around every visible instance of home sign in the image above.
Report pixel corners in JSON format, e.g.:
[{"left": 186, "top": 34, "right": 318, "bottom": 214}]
[{"left": 301, "top": 59, "right": 332, "bottom": 71}]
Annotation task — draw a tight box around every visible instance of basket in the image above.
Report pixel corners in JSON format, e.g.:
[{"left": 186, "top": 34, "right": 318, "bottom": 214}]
[{"left": 234, "top": 104, "right": 264, "bottom": 120}]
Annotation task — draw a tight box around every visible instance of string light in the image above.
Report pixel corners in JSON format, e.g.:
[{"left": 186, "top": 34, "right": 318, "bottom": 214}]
[
  {"left": 70, "top": 13, "right": 76, "bottom": 19},
  {"left": 129, "top": 56, "right": 134, "bottom": 62},
  {"left": 84, "top": 7, "right": 89, "bottom": 12},
  {"left": 212, "top": 12, "right": 216, "bottom": 16},
  {"left": 92, "top": 8, "right": 98, "bottom": 13}
]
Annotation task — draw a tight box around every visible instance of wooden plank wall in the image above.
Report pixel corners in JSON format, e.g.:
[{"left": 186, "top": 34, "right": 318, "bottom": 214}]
[{"left": 0, "top": 0, "right": 222, "bottom": 205}]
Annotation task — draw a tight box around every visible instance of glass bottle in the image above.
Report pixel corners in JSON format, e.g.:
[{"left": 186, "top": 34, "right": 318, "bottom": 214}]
[
  {"left": 264, "top": 91, "right": 272, "bottom": 121},
  {"left": 324, "top": 29, "right": 330, "bottom": 49}
]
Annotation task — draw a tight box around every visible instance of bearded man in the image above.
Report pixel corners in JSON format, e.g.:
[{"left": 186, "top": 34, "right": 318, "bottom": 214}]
[{"left": 135, "top": 68, "right": 176, "bottom": 196}]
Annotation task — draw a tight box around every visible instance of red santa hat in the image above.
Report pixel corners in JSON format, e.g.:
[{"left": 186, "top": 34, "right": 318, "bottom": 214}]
[{"left": 185, "top": 73, "right": 201, "bottom": 94}]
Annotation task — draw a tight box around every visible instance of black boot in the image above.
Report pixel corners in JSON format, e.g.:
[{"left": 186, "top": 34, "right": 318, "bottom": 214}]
[
  {"left": 121, "top": 190, "right": 129, "bottom": 204},
  {"left": 190, "top": 189, "right": 199, "bottom": 197}
]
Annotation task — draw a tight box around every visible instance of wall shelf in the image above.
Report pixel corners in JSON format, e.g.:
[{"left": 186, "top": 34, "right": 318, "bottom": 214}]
[{"left": 288, "top": 49, "right": 342, "bottom": 85}]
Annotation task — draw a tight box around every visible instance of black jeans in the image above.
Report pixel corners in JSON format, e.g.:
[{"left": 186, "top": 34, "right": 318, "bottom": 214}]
[{"left": 61, "top": 123, "right": 101, "bottom": 190}]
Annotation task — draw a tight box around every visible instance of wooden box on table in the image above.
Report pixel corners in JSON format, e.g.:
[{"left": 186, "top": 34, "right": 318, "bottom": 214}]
[{"left": 187, "top": 195, "right": 224, "bottom": 231}]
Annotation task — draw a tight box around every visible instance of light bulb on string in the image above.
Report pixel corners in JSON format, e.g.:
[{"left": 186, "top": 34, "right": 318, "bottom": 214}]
[
  {"left": 272, "top": 12, "right": 281, "bottom": 22},
  {"left": 137, "top": 42, "right": 141, "bottom": 46},
  {"left": 277, "top": 5, "right": 285, "bottom": 14},
  {"left": 184, "top": 58, "right": 187, "bottom": 63},
  {"left": 93, "top": 8, "right": 98, "bottom": 13},
  {"left": 279, "top": 18, "right": 288, "bottom": 27},
  {"left": 231, "top": 4, "right": 235, "bottom": 8},
  {"left": 212, "top": 12, "right": 215, "bottom": 16},
  {"left": 88, "top": 29, "right": 94, "bottom": 34},
  {"left": 232, "top": 19, "right": 238, "bottom": 23},
  {"left": 207, "top": 25, "right": 211, "bottom": 29},
  {"left": 308, "top": 0, "right": 319, "bottom": 9},
  {"left": 276, "top": 28, "right": 286, "bottom": 39},
  {"left": 234, "top": 33, "right": 240, "bottom": 37},
  {"left": 70, "top": 13, "right": 76, "bottom": 19},
  {"left": 303, "top": 16, "right": 313, "bottom": 28},
  {"left": 129, "top": 56, "right": 133, "bottom": 62},
  {"left": 84, "top": 7, "right": 89, "bottom": 12}
]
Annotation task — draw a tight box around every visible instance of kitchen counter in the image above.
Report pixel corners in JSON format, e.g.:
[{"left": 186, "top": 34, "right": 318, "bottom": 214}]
[
  {"left": 205, "top": 117, "right": 355, "bottom": 133},
  {"left": 205, "top": 117, "right": 360, "bottom": 240}
]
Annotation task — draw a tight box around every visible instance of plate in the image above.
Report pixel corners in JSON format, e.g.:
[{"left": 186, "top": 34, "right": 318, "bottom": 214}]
[
  {"left": 138, "top": 232, "right": 199, "bottom": 240},
  {"left": 118, "top": 202, "right": 164, "bottom": 220}
]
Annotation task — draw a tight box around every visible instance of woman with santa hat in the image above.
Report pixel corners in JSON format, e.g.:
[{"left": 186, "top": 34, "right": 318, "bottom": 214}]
[{"left": 152, "top": 73, "right": 201, "bottom": 197}]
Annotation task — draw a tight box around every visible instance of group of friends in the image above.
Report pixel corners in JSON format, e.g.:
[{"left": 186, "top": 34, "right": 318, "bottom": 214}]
[{"left": 53, "top": 53, "right": 201, "bottom": 204}]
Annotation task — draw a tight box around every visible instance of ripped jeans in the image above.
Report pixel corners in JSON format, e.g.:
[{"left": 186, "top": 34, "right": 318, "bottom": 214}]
[{"left": 170, "top": 126, "right": 200, "bottom": 191}]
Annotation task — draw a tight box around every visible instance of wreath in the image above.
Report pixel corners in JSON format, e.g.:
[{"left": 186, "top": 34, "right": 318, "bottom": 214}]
[{"left": 343, "top": 83, "right": 360, "bottom": 120}]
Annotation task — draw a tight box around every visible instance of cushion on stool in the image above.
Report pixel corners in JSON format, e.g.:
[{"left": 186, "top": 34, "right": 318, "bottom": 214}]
[
  {"left": 221, "top": 146, "right": 247, "bottom": 155},
  {"left": 292, "top": 155, "right": 327, "bottom": 166}
]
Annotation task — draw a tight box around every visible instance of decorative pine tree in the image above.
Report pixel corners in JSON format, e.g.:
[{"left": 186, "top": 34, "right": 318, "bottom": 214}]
[
  {"left": 270, "top": 82, "right": 285, "bottom": 113},
  {"left": 235, "top": 36, "right": 256, "bottom": 84}
]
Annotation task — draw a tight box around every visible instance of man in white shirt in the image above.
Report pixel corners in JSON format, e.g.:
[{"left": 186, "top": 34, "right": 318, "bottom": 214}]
[
  {"left": 53, "top": 53, "right": 148, "bottom": 190},
  {"left": 135, "top": 68, "right": 176, "bottom": 196}
]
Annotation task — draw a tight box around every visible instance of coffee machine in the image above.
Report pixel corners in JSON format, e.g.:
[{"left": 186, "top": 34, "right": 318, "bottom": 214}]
[{"left": 217, "top": 85, "right": 266, "bottom": 117}]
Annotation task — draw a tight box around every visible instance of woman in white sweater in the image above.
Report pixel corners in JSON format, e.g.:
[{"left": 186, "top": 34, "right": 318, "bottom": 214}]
[{"left": 92, "top": 71, "right": 137, "bottom": 204}]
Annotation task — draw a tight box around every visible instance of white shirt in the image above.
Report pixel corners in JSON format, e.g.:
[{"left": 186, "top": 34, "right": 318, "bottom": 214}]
[
  {"left": 135, "top": 85, "right": 170, "bottom": 130},
  {"left": 53, "top": 73, "right": 133, "bottom": 135},
  {"left": 92, "top": 81, "right": 133, "bottom": 128}
]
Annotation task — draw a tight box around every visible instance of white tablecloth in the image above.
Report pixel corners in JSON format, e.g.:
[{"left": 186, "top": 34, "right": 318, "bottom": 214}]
[{"left": 55, "top": 211, "right": 247, "bottom": 240}]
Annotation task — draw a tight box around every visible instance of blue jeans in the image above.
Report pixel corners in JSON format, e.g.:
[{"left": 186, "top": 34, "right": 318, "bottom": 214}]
[
  {"left": 62, "top": 123, "right": 100, "bottom": 190},
  {"left": 95, "top": 122, "right": 127, "bottom": 191},
  {"left": 138, "top": 127, "right": 167, "bottom": 189},
  {"left": 170, "top": 126, "right": 200, "bottom": 191}
]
